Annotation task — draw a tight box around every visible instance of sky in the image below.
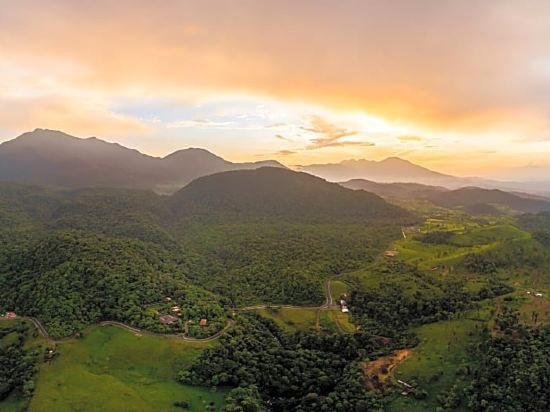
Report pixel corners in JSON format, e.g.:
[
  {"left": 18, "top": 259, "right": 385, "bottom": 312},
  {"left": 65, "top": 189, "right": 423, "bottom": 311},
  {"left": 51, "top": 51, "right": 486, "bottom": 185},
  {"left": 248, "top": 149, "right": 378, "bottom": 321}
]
[{"left": 1, "top": 0, "right": 550, "bottom": 178}]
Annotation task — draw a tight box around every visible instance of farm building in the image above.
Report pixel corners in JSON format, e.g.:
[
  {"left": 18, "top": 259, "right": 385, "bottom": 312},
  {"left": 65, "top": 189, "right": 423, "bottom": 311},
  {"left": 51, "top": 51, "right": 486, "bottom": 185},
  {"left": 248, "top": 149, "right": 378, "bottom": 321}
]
[
  {"left": 3, "top": 311, "right": 17, "bottom": 319},
  {"left": 199, "top": 318, "right": 208, "bottom": 327},
  {"left": 341, "top": 306, "right": 349, "bottom": 313},
  {"left": 384, "top": 250, "right": 399, "bottom": 258},
  {"left": 159, "top": 314, "right": 178, "bottom": 325}
]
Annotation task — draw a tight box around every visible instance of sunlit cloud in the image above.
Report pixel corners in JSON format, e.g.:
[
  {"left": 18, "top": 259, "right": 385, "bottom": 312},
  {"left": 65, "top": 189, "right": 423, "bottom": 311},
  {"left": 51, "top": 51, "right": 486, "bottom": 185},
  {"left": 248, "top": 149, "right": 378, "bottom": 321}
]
[{"left": 0, "top": 1, "right": 549, "bottom": 176}]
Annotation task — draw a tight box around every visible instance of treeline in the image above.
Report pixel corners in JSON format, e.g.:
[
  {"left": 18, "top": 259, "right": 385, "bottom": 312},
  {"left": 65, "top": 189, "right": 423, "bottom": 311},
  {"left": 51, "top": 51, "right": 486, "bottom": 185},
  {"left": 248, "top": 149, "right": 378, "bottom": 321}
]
[
  {"left": 348, "top": 261, "right": 512, "bottom": 336},
  {"left": 464, "top": 238, "right": 550, "bottom": 274},
  {"left": 465, "top": 310, "right": 549, "bottom": 411},
  {"left": 0, "top": 180, "right": 410, "bottom": 335},
  {"left": 177, "top": 222, "right": 401, "bottom": 306},
  {"left": 0, "top": 322, "right": 39, "bottom": 402},
  {"left": 0, "top": 230, "right": 227, "bottom": 338},
  {"left": 179, "top": 313, "right": 387, "bottom": 411}
]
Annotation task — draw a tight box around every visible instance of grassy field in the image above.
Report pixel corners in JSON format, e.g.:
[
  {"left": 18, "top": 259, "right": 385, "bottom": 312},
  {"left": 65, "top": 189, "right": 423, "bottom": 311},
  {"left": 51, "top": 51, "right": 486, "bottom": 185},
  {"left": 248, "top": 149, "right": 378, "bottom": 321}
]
[
  {"left": 330, "top": 280, "right": 350, "bottom": 300},
  {"left": 326, "top": 310, "right": 356, "bottom": 333},
  {"left": 255, "top": 307, "right": 318, "bottom": 332},
  {"left": 29, "top": 326, "right": 226, "bottom": 412},
  {"left": 387, "top": 318, "right": 486, "bottom": 412}
]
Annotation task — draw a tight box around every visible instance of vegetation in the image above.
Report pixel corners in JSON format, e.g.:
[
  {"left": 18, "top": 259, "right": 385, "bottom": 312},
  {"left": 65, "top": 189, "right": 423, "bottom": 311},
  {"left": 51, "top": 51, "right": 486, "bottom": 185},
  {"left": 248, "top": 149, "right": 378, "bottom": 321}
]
[
  {"left": 466, "top": 310, "right": 549, "bottom": 412},
  {"left": 179, "top": 313, "right": 387, "bottom": 411},
  {"left": 0, "top": 321, "right": 41, "bottom": 408},
  {"left": 30, "top": 325, "right": 226, "bottom": 412},
  {"left": 1, "top": 172, "right": 550, "bottom": 411}
]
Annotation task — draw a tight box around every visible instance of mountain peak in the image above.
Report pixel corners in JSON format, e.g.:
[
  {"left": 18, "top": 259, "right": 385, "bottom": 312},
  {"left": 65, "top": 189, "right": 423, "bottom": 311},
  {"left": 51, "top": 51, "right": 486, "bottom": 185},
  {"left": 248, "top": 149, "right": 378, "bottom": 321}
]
[
  {"left": 381, "top": 156, "right": 413, "bottom": 165},
  {"left": 0, "top": 129, "right": 289, "bottom": 193}
]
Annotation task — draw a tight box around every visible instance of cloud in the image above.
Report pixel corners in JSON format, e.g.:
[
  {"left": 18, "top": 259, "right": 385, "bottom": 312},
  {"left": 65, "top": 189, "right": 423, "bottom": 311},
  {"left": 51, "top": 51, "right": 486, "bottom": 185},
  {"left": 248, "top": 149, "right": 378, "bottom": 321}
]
[
  {"left": 275, "top": 149, "right": 297, "bottom": 156},
  {"left": 3, "top": 0, "right": 550, "bottom": 135},
  {"left": 166, "top": 119, "right": 234, "bottom": 128},
  {"left": 275, "top": 134, "right": 291, "bottom": 141},
  {"left": 300, "top": 115, "right": 374, "bottom": 149},
  {"left": 0, "top": 95, "right": 149, "bottom": 137},
  {"left": 398, "top": 135, "right": 425, "bottom": 142}
]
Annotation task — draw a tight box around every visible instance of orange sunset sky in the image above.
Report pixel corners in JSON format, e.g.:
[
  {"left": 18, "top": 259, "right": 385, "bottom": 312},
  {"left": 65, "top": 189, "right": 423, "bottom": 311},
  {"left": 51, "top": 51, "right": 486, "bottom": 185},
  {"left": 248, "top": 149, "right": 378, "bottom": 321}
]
[{"left": 1, "top": 0, "right": 550, "bottom": 178}]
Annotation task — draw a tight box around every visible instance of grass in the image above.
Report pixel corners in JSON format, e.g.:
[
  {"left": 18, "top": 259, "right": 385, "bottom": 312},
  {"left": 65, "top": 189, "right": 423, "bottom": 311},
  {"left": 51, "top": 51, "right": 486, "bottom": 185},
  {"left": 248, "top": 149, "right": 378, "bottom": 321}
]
[
  {"left": 255, "top": 306, "right": 357, "bottom": 334},
  {"left": 346, "top": 267, "right": 442, "bottom": 298},
  {"left": 326, "top": 310, "right": 356, "bottom": 333},
  {"left": 387, "top": 318, "right": 486, "bottom": 412},
  {"left": 330, "top": 280, "right": 350, "bottom": 300},
  {"left": 255, "top": 307, "right": 318, "bottom": 332},
  {"left": 29, "top": 325, "right": 226, "bottom": 412}
]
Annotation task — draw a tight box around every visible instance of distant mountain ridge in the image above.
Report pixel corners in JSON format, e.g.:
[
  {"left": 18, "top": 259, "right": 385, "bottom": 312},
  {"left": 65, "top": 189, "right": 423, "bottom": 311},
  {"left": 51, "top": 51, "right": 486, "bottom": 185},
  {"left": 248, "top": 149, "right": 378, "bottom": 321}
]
[
  {"left": 299, "top": 157, "right": 550, "bottom": 195},
  {"left": 341, "top": 179, "right": 448, "bottom": 198},
  {"left": 299, "top": 157, "right": 462, "bottom": 186},
  {"left": 0, "top": 129, "right": 285, "bottom": 193},
  {"left": 342, "top": 179, "right": 550, "bottom": 213}
]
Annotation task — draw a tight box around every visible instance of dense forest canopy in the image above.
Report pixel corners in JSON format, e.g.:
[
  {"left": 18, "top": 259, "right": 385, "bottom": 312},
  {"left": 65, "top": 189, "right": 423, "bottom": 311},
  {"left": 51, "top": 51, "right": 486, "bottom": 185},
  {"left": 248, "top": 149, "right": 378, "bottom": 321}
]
[
  {"left": 0, "top": 170, "right": 413, "bottom": 336},
  {"left": 1, "top": 168, "right": 549, "bottom": 411}
]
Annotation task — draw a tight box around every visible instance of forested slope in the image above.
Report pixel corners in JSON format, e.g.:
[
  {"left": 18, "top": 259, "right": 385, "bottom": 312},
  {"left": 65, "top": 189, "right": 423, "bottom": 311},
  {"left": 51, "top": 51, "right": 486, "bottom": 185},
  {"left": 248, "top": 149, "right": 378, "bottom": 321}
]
[{"left": 0, "top": 169, "right": 411, "bottom": 335}]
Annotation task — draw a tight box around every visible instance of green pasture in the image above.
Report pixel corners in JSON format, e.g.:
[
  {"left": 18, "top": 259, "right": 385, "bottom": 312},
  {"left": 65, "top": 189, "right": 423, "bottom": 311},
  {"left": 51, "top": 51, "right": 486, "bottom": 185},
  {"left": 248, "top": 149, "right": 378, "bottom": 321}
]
[
  {"left": 388, "top": 318, "right": 485, "bottom": 412},
  {"left": 29, "top": 326, "right": 226, "bottom": 412},
  {"left": 255, "top": 307, "right": 318, "bottom": 332}
]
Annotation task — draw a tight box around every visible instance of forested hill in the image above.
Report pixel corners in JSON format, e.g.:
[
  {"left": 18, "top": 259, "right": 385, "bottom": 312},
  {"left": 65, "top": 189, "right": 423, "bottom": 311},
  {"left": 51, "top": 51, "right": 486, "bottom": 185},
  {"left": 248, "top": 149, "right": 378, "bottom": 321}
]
[
  {"left": 0, "top": 171, "right": 412, "bottom": 335},
  {"left": 169, "top": 167, "right": 413, "bottom": 222}
]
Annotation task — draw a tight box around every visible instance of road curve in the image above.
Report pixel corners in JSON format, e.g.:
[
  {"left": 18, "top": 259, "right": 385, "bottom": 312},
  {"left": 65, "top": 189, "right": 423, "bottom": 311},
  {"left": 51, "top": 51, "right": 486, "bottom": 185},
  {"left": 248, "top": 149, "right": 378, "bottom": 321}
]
[
  {"left": 5, "top": 274, "right": 348, "bottom": 345},
  {"left": 2, "top": 316, "right": 234, "bottom": 345}
]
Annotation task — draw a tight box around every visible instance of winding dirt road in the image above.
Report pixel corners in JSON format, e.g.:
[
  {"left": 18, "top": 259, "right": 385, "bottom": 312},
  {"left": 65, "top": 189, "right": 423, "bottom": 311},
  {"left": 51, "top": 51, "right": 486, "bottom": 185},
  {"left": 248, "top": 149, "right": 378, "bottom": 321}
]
[{"left": 5, "top": 274, "right": 348, "bottom": 345}]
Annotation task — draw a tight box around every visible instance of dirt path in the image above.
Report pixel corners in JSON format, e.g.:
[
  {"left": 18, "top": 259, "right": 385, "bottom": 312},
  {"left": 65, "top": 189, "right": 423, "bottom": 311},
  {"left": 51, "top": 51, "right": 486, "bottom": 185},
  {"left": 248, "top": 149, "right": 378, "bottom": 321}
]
[
  {"left": 5, "top": 273, "right": 349, "bottom": 345},
  {"left": 2, "top": 316, "right": 234, "bottom": 345},
  {"left": 362, "top": 349, "right": 412, "bottom": 391}
]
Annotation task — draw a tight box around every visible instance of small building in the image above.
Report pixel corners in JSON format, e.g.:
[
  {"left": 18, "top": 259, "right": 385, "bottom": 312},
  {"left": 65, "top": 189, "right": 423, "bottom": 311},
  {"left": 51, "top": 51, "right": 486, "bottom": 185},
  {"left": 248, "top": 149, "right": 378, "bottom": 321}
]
[
  {"left": 4, "top": 311, "right": 17, "bottom": 319},
  {"left": 341, "top": 306, "right": 349, "bottom": 313},
  {"left": 384, "top": 250, "right": 399, "bottom": 258},
  {"left": 339, "top": 299, "right": 347, "bottom": 306},
  {"left": 159, "top": 314, "right": 178, "bottom": 325},
  {"left": 535, "top": 292, "right": 543, "bottom": 297},
  {"left": 171, "top": 305, "right": 181, "bottom": 313},
  {"left": 165, "top": 297, "right": 172, "bottom": 302},
  {"left": 199, "top": 318, "right": 208, "bottom": 327}
]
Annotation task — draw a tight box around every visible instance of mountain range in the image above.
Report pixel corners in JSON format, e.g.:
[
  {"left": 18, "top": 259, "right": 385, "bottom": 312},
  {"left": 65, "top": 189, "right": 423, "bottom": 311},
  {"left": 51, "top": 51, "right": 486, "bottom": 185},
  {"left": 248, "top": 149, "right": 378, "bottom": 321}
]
[
  {"left": 342, "top": 179, "right": 550, "bottom": 213},
  {"left": 0, "top": 129, "right": 285, "bottom": 194},
  {"left": 298, "top": 157, "right": 550, "bottom": 195},
  {"left": 1, "top": 129, "right": 549, "bottom": 196}
]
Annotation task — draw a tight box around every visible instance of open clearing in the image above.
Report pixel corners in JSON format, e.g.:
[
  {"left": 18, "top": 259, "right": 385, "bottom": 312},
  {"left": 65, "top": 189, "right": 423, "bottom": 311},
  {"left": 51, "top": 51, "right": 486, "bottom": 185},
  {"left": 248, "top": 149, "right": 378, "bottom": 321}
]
[
  {"left": 255, "top": 307, "right": 318, "bottom": 332},
  {"left": 388, "top": 319, "right": 485, "bottom": 411},
  {"left": 363, "top": 349, "right": 412, "bottom": 391},
  {"left": 29, "top": 325, "right": 226, "bottom": 412}
]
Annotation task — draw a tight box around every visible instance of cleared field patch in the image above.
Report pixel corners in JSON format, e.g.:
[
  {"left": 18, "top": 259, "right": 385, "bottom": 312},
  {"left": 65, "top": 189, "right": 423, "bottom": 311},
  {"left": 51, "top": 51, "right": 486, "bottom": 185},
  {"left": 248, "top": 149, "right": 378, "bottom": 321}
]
[
  {"left": 388, "top": 319, "right": 484, "bottom": 412},
  {"left": 519, "top": 295, "right": 550, "bottom": 325},
  {"left": 318, "top": 310, "right": 339, "bottom": 334},
  {"left": 450, "top": 224, "right": 529, "bottom": 247},
  {"left": 326, "top": 310, "right": 356, "bottom": 334},
  {"left": 346, "top": 268, "right": 443, "bottom": 298},
  {"left": 255, "top": 307, "right": 318, "bottom": 332},
  {"left": 30, "top": 325, "right": 226, "bottom": 412},
  {"left": 330, "top": 280, "right": 350, "bottom": 300}
]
